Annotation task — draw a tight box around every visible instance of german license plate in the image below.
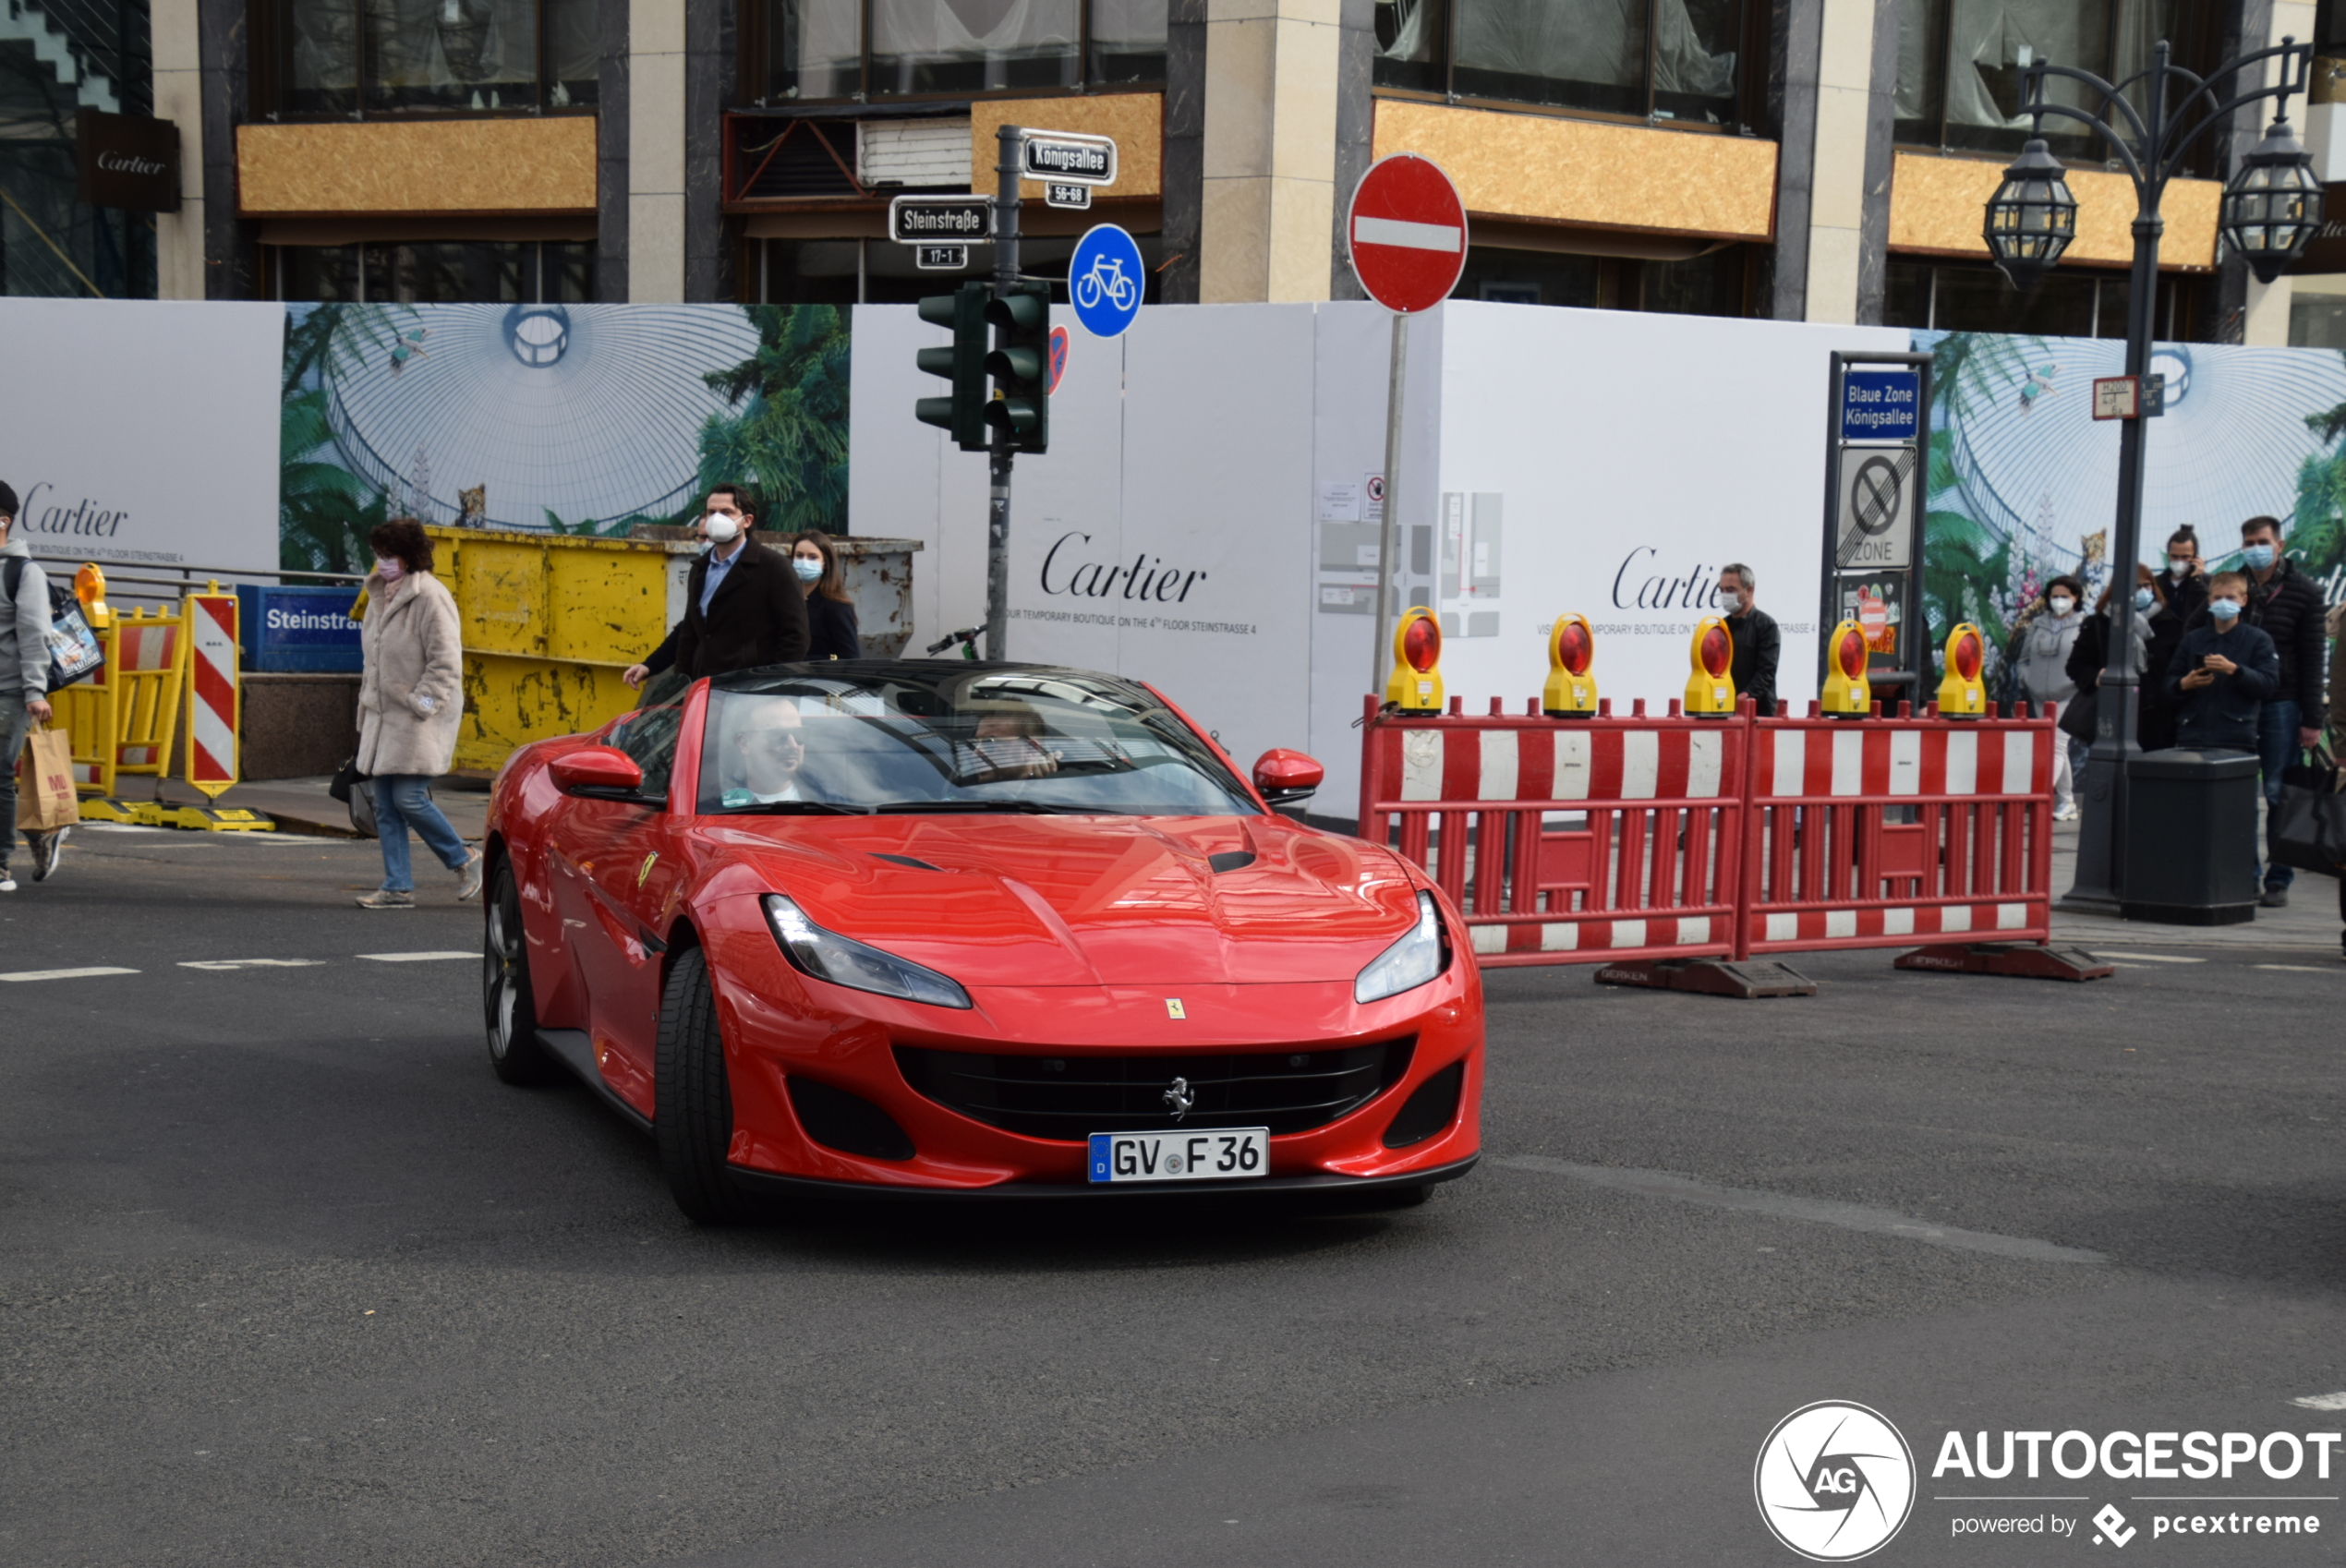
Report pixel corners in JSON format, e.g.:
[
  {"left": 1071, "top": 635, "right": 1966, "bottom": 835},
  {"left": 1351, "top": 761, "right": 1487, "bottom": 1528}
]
[{"left": 1087, "top": 1128, "right": 1269, "bottom": 1184}]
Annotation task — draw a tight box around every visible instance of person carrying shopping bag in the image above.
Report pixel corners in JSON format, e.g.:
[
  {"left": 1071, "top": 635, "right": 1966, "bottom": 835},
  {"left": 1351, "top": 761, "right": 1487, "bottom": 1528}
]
[
  {"left": 355, "top": 518, "right": 480, "bottom": 910},
  {"left": 1, "top": 480, "right": 69, "bottom": 891}
]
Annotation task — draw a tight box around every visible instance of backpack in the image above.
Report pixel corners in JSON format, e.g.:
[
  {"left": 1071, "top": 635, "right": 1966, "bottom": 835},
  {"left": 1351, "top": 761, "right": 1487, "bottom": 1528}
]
[{"left": 2, "top": 556, "right": 105, "bottom": 692}]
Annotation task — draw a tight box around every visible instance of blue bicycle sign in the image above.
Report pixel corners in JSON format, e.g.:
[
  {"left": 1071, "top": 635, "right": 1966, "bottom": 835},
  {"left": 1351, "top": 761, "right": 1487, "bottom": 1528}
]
[{"left": 1069, "top": 223, "right": 1144, "bottom": 338}]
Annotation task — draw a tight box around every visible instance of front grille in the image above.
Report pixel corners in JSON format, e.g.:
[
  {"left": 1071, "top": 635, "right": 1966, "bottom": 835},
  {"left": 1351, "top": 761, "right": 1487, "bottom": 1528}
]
[{"left": 894, "top": 1038, "right": 1415, "bottom": 1141}]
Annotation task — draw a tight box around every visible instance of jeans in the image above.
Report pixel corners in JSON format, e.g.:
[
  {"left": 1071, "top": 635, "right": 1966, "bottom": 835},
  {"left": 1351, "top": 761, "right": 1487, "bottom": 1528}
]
[
  {"left": 2063, "top": 734, "right": 2091, "bottom": 812},
  {"left": 373, "top": 775, "right": 468, "bottom": 892},
  {"left": 2255, "top": 699, "right": 2303, "bottom": 890},
  {"left": 0, "top": 700, "right": 26, "bottom": 869}
]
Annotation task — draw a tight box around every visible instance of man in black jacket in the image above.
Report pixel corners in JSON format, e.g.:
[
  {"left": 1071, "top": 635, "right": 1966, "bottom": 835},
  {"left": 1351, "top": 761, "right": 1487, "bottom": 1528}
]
[
  {"left": 1716, "top": 562, "right": 1778, "bottom": 716},
  {"left": 2237, "top": 515, "right": 2327, "bottom": 905},
  {"left": 623, "top": 485, "right": 810, "bottom": 698}
]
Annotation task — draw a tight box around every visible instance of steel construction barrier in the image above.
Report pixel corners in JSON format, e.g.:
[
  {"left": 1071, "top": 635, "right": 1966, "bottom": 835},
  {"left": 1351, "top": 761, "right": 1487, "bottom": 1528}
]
[{"left": 1359, "top": 694, "right": 2108, "bottom": 993}]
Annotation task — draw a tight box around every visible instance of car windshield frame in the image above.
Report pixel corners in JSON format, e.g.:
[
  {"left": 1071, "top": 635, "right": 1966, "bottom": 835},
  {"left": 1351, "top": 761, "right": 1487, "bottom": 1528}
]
[{"left": 695, "top": 662, "right": 1262, "bottom": 818}]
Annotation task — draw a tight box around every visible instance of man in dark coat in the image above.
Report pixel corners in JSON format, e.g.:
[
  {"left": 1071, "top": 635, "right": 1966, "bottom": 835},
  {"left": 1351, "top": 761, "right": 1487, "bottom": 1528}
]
[
  {"left": 2236, "top": 515, "right": 2328, "bottom": 906},
  {"left": 1716, "top": 562, "right": 1778, "bottom": 717},
  {"left": 623, "top": 485, "right": 810, "bottom": 698}
]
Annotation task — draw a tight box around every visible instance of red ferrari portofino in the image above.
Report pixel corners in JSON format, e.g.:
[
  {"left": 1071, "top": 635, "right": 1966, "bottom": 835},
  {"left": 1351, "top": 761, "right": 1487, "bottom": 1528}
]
[{"left": 482, "top": 662, "right": 1482, "bottom": 1221}]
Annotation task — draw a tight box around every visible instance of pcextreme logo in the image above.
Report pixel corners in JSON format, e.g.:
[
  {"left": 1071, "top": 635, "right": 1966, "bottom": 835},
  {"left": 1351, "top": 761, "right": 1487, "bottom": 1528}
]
[{"left": 1756, "top": 1401, "right": 1918, "bottom": 1562}]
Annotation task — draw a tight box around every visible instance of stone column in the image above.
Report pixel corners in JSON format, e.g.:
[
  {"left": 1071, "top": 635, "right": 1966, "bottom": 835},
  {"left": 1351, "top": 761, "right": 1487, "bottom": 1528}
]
[
  {"left": 1200, "top": 0, "right": 1344, "bottom": 303},
  {"left": 151, "top": 0, "right": 204, "bottom": 299},
  {"left": 630, "top": 0, "right": 687, "bottom": 301}
]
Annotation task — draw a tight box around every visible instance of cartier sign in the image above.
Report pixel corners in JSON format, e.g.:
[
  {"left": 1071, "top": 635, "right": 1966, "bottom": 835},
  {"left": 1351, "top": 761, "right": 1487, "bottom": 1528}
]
[{"left": 77, "top": 110, "right": 180, "bottom": 212}]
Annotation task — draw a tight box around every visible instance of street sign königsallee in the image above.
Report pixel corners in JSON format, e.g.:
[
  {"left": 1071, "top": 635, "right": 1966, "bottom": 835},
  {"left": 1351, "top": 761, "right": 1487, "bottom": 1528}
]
[
  {"left": 1022, "top": 131, "right": 1117, "bottom": 186},
  {"left": 889, "top": 195, "right": 992, "bottom": 244},
  {"left": 1838, "top": 368, "right": 1919, "bottom": 442}
]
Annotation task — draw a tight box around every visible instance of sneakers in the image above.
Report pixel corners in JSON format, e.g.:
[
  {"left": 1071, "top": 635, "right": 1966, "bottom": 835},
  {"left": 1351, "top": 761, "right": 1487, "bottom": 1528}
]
[
  {"left": 355, "top": 888, "right": 416, "bottom": 910},
  {"left": 454, "top": 847, "right": 484, "bottom": 902},
  {"left": 28, "top": 826, "right": 67, "bottom": 883},
  {"left": 2259, "top": 886, "right": 2289, "bottom": 909},
  {"left": 0, "top": 869, "right": 14, "bottom": 893},
  {"left": 2052, "top": 804, "right": 2080, "bottom": 823}
]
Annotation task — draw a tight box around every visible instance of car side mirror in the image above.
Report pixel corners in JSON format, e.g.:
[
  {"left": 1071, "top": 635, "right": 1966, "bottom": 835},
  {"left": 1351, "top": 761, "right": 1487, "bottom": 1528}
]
[
  {"left": 550, "top": 746, "right": 646, "bottom": 801},
  {"left": 1252, "top": 748, "right": 1324, "bottom": 808}
]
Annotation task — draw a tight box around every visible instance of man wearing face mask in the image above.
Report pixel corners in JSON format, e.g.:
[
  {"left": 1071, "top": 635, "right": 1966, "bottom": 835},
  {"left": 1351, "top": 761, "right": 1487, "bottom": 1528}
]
[
  {"left": 2166, "top": 570, "right": 2279, "bottom": 760},
  {"left": 623, "top": 484, "right": 810, "bottom": 700},
  {"left": 1714, "top": 563, "right": 1776, "bottom": 716},
  {"left": 2232, "top": 515, "right": 2327, "bottom": 907}
]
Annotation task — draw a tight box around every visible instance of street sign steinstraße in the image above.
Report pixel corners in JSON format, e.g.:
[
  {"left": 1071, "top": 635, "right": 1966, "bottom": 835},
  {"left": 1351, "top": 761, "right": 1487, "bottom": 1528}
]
[
  {"left": 1022, "top": 131, "right": 1117, "bottom": 186},
  {"left": 1346, "top": 153, "right": 1468, "bottom": 314},
  {"left": 889, "top": 194, "right": 992, "bottom": 245}
]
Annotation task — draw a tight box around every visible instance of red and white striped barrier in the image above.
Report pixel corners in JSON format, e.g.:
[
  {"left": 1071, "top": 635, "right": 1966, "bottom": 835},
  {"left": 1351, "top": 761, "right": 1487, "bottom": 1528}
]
[
  {"left": 1359, "top": 694, "right": 2082, "bottom": 982},
  {"left": 184, "top": 590, "right": 240, "bottom": 796}
]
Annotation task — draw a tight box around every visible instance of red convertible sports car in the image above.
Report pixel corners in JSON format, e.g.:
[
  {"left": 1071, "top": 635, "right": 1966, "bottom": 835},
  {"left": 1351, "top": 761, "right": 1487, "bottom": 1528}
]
[{"left": 481, "top": 661, "right": 1482, "bottom": 1222}]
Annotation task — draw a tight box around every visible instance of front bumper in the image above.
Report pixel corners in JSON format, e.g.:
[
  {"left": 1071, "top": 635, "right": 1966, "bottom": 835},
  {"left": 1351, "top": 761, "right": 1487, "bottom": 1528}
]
[{"left": 726, "top": 1153, "right": 1481, "bottom": 1203}]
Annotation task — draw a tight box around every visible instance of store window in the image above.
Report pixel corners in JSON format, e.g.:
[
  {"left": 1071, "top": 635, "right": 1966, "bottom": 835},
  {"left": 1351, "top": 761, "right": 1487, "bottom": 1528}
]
[
  {"left": 756, "top": 0, "right": 1165, "bottom": 101},
  {"left": 1884, "top": 258, "right": 2200, "bottom": 337},
  {"left": 2290, "top": 289, "right": 2346, "bottom": 348},
  {"left": 0, "top": 0, "right": 155, "bottom": 297},
  {"left": 1374, "top": 0, "right": 1749, "bottom": 127},
  {"left": 750, "top": 232, "right": 1162, "bottom": 302},
  {"left": 263, "top": 0, "right": 600, "bottom": 115},
  {"left": 1451, "top": 245, "right": 1751, "bottom": 314},
  {"left": 1895, "top": 0, "right": 2220, "bottom": 156},
  {"left": 270, "top": 240, "right": 594, "bottom": 301}
]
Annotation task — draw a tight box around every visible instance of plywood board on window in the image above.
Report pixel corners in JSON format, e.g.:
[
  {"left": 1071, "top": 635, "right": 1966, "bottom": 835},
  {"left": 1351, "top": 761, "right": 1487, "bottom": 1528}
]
[
  {"left": 1371, "top": 101, "right": 1776, "bottom": 240},
  {"left": 237, "top": 118, "right": 599, "bottom": 217},
  {"left": 969, "top": 93, "right": 1163, "bottom": 199},
  {"left": 1888, "top": 150, "right": 2219, "bottom": 270}
]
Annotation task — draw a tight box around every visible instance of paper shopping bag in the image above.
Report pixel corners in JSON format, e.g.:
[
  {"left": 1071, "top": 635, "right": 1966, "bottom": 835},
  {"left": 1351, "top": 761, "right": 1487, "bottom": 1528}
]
[{"left": 15, "top": 726, "right": 80, "bottom": 832}]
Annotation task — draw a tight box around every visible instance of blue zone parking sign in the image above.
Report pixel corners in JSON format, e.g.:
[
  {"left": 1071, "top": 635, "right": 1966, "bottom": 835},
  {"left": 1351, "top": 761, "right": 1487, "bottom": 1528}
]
[
  {"left": 1069, "top": 223, "right": 1144, "bottom": 338},
  {"left": 1840, "top": 368, "right": 1919, "bottom": 442}
]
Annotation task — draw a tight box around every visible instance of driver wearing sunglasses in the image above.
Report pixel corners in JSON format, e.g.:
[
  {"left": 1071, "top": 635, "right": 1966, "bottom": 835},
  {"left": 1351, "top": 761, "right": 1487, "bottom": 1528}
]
[{"left": 720, "top": 698, "right": 807, "bottom": 806}]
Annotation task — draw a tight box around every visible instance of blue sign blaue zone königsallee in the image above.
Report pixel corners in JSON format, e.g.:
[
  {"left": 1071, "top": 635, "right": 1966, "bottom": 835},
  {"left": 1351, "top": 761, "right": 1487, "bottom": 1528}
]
[
  {"left": 1841, "top": 368, "right": 1920, "bottom": 442},
  {"left": 1069, "top": 224, "right": 1144, "bottom": 338}
]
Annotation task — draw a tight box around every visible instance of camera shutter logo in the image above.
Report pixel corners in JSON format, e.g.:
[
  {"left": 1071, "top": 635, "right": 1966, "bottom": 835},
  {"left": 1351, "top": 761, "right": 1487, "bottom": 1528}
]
[{"left": 1753, "top": 1401, "right": 1916, "bottom": 1561}]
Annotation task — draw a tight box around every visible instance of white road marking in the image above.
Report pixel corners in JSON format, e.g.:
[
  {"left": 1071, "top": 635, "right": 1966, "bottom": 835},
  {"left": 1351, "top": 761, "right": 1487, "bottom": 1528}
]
[
  {"left": 178, "top": 959, "right": 330, "bottom": 971},
  {"left": 2093, "top": 951, "right": 2205, "bottom": 963},
  {"left": 2255, "top": 964, "right": 2339, "bottom": 974},
  {"left": 2291, "top": 1392, "right": 2346, "bottom": 1411},
  {"left": 0, "top": 967, "right": 139, "bottom": 983},
  {"left": 357, "top": 951, "right": 474, "bottom": 963},
  {"left": 1494, "top": 1154, "right": 2107, "bottom": 1264}
]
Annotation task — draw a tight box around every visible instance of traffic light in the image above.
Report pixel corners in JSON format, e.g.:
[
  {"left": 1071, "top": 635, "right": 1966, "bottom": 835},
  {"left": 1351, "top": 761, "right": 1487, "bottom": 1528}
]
[
  {"left": 914, "top": 283, "right": 988, "bottom": 452},
  {"left": 984, "top": 281, "right": 1052, "bottom": 454}
]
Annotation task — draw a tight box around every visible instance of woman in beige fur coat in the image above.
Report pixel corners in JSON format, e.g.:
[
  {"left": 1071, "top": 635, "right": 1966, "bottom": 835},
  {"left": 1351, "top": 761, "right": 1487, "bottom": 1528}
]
[{"left": 355, "top": 518, "right": 480, "bottom": 909}]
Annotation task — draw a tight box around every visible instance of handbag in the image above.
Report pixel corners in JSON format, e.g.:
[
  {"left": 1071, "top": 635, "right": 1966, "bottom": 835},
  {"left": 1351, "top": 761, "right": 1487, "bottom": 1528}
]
[
  {"left": 2057, "top": 687, "right": 2099, "bottom": 742},
  {"left": 329, "top": 755, "right": 378, "bottom": 838},
  {"left": 14, "top": 726, "right": 80, "bottom": 832},
  {"left": 2271, "top": 751, "right": 2346, "bottom": 876},
  {"left": 3, "top": 557, "right": 103, "bottom": 691}
]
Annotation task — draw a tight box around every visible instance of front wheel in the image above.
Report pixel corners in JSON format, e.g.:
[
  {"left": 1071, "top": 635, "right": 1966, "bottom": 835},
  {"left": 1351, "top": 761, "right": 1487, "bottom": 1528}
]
[
  {"left": 484, "top": 861, "right": 559, "bottom": 1085},
  {"left": 656, "top": 947, "right": 755, "bottom": 1224}
]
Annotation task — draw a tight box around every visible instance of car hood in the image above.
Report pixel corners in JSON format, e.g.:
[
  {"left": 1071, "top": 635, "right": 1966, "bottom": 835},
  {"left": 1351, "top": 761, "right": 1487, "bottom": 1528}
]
[{"left": 691, "top": 814, "right": 1422, "bottom": 985}]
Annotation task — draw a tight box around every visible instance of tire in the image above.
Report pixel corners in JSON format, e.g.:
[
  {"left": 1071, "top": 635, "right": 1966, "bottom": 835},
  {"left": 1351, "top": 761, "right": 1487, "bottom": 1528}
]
[
  {"left": 656, "top": 946, "right": 755, "bottom": 1224},
  {"left": 484, "top": 860, "right": 559, "bottom": 1085}
]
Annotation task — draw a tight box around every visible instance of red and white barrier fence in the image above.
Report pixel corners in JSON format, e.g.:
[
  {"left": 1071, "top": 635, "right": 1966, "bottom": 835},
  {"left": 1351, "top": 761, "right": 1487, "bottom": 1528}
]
[{"left": 1358, "top": 694, "right": 2105, "bottom": 990}]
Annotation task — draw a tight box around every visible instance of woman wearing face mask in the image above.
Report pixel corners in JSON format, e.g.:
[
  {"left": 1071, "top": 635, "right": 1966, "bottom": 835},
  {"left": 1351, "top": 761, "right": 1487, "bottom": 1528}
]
[
  {"left": 2015, "top": 574, "right": 2088, "bottom": 819},
  {"left": 2065, "top": 563, "right": 2180, "bottom": 754},
  {"left": 790, "top": 531, "right": 862, "bottom": 661},
  {"left": 354, "top": 518, "right": 478, "bottom": 910}
]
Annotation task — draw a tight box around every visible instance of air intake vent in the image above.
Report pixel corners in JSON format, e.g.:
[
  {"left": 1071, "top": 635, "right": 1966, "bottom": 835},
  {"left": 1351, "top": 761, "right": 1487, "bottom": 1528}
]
[
  {"left": 736, "top": 122, "right": 863, "bottom": 200},
  {"left": 894, "top": 1039, "right": 1414, "bottom": 1142}
]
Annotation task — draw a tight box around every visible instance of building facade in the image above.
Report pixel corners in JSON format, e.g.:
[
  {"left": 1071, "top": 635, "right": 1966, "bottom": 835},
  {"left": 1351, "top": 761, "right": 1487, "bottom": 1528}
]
[{"left": 6, "top": 0, "right": 2346, "bottom": 344}]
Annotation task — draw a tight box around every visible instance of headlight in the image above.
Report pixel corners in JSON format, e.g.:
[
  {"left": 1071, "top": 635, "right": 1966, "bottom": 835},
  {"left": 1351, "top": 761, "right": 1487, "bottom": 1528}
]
[
  {"left": 762, "top": 895, "right": 973, "bottom": 1009},
  {"left": 1355, "top": 890, "right": 1450, "bottom": 1004}
]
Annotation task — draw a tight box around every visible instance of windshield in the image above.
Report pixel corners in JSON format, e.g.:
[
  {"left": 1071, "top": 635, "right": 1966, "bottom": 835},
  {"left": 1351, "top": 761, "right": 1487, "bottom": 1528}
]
[{"left": 697, "top": 664, "right": 1260, "bottom": 817}]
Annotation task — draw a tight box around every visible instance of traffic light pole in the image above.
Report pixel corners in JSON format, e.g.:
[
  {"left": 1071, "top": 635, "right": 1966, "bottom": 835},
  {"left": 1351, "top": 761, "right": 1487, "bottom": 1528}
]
[{"left": 986, "top": 123, "right": 1024, "bottom": 662}]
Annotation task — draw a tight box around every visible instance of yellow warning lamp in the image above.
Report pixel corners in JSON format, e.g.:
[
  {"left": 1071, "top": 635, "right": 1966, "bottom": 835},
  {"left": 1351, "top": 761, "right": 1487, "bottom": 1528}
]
[
  {"left": 1385, "top": 607, "right": 1445, "bottom": 713},
  {"left": 1542, "top": 613, "right": 1598, "bottom": 717},
  {"left": 1937, "top": 621, "right": 1987, "bottom": 718},
  {"left": 73, "top": 563, "right": 113, "bottom": 629},
  {"left": 1683, "top": 615, "right": 1736, "bottom": 717},
  {"left": 1820, "top": 618, "right": 1872, "bottom": 716}
]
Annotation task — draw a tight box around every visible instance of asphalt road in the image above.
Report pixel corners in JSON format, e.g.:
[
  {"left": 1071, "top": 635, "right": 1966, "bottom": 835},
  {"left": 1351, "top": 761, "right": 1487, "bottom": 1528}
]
[{"left": 5, "top": 823, "right": 2345, "bottom": 1567}]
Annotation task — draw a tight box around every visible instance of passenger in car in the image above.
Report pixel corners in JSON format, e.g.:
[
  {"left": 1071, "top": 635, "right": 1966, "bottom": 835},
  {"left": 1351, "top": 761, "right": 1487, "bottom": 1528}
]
[{"left": 965, "top": 705, "right": 1061, "bottom": 782}]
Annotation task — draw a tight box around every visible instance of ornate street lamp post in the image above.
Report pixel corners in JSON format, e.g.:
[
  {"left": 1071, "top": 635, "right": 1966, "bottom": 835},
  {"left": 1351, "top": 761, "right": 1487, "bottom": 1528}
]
[{"left": 1981, "top": 40, "right": 2323, "bottom": 913}]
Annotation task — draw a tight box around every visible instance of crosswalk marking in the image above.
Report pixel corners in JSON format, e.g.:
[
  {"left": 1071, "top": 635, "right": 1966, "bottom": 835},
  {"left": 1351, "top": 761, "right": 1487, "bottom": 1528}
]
[
  {"left": 0, "top": 967, "right": 140, "bottom": 983},
  {"left": 357, "top": 951, "right": 475, "bottom": 963}
]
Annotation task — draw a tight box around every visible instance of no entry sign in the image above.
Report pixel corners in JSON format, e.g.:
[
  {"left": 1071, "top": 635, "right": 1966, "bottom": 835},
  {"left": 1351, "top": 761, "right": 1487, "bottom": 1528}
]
[{"left": 1347, "top": 154, "right": 1468, "bottom": 314}]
